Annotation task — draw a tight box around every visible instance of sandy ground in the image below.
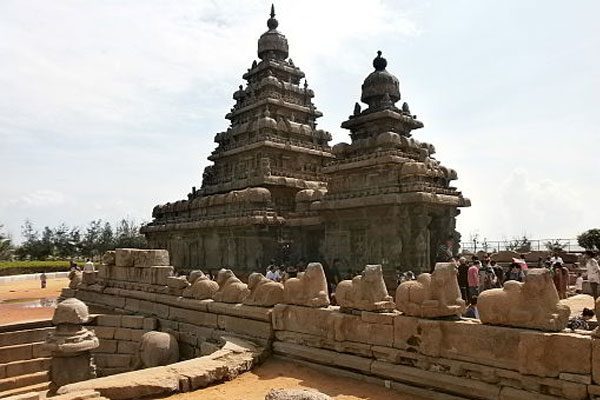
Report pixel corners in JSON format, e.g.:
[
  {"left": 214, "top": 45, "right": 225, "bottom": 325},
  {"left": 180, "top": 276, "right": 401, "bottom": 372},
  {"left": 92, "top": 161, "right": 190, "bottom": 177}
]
[
  {"left": 166, "top": 358, "right": 427, "bottom": 400},
  {"left": 0, "top": 278, "right": 67, "bottom": 325}
]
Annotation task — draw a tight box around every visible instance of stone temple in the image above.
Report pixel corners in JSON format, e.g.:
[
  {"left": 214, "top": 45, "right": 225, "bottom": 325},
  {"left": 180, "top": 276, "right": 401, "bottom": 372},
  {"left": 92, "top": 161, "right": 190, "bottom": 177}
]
[{"left": 141, "top": 6, "right": 470, "bottom": 282}]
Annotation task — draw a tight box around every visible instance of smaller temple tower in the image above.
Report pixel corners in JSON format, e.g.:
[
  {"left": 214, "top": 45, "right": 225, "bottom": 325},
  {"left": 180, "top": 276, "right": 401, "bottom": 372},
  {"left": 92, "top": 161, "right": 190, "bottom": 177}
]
[{"left": 314, "top": 51, "right": 470, "bottom": 282}]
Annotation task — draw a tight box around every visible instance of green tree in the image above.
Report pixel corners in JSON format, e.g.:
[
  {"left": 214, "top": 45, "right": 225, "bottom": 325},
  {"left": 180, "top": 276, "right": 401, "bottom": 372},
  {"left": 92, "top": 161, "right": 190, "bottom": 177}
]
[
  {"left": 545, "top": 240, "right": 566, "bottom": 253},
  {"left": 578, "top": 229, "right": 600, "bottom": 251},
  {"left": 114, "top": 219, "right": 147, "bottom": 249},
  {"left": 0, "top": 224, "right": 13, "bottom": 260},
  {"left": 507, "top": 236, "right": 531, "bottom": 253},
  {"left": 81, "top": 220, "right": 102, "bottom": 257},
  {"left": 98, "top": 221, "right": 115, "bottom": 254}
]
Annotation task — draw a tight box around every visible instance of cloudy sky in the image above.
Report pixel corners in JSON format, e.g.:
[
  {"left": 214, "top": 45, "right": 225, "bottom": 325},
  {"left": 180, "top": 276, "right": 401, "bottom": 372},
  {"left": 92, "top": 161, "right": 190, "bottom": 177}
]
[{"left": 1, "top": 0, "right": 599, "bottom": 244}]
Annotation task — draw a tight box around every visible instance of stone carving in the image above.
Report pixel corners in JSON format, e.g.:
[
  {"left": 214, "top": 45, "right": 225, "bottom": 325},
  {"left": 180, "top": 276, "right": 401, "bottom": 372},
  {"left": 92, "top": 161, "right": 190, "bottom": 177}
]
[
  {"left": 137, "top": 331, "right": 179, "bottom": 368},
  {"left": 335, "top": 264, "right": 395, "bottom": 312},
  {"left": 68, "top": 270, "right": 82, "bottom": 289},
  {"left": 243, "top": 272, "right": 284, "bottom": 307},
  {"left": 102, "top": 250, "right": 116, "bottom": 266},
  {"left": 478, "top": 268, "right": 570, "bottom": 331},
  {"left": 283, "top": 262, "right": 330, "bottom": 307},
  {"left": 395, "top": 262, "right": 465, "bottom": 318},
  {"left": 213, "top": 268, "right": 250, "bottom": 303},
  {"left": 182, "top": 270, "right": 219, "bottom": 300},
  {"left": 44, "top": 298, "right": 99, "bottom": 393}
]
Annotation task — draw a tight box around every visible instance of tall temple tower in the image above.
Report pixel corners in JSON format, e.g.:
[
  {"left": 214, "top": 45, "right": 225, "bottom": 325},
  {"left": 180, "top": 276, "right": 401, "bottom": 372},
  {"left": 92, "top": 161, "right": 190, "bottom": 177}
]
[
  {"left": 142, "top": 6, "right": 334, "bottom": 272},
  {"left": 313, "top": 51, "right": 470, "bottom": 283}
]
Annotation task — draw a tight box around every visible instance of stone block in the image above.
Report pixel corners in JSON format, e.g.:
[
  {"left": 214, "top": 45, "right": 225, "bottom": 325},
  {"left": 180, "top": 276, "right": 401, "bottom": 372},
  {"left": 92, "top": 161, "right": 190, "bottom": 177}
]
[
  {"left": 121, "top": 315, "right": 145, "bottom": 329},
  {"left": 518, "top": 331, "right": 591, "bottom": 377},
  {"left": 0, "top": 327, "right": 53, "bottom": 347},
  {"left": 274, "top": 331, "right": 372, "bottom": 358},
  {"left": 176, "top": 298, "right": 212, "bottom": 312},
  {"left": 92, "top": 326, "right": 115, "bottom": 340},
  {"left": 96, "top": 314, "right": 122, "bottom": 328},
  {"left": 117, "top": 341, "right": 139, "bottom": 355},
  {"left": 150, "top": 266, "right": 174, "bottom": 285},
  {"left": 32, "top": 342, "right": 51, "bottom": 358},
  {"left": 124, "top": 298, "right": 140, "bottom": 313},
  {"left": 114, "top": 328, "right": 139, "bottom": 341},
  {"left": 217, "top": 315, "right": 272, "bottom": 339},
  {"left": 0, "top": 344, "right": 32, "bottom": 363},
  {"left": 273, "top": 342, "right": 372, "bottom": 373},
  {"left": 139, "top": 300, "right": 169, "bottom": 318},
  {"left": 168, "top": 306, "right": 218, "bottom": 328},
  {"left": 93, "top": 353, "right": 132, "bottom": 368},
  {"left": 94, "top": 339, "right": 118, "bottom": 354},
  {"left": 499, "top": 387, "right": 566, "bottom": 400},
  {"left": 371, "top": 360, "right": 501, "bottom": 400},
  {"left": 178, "top": 323, "right": 215, "bottom": 343},
  {"left": 207, "top": 302, "right": 272, "bottom": 322},
  {"left": 360, "top": 311, "right": 397, "bottom": 325},
  {"left": 4, "top": 358, "right": 50, "bottom": 378},
  {"left": 115, "top": 248, "right": 169, "bottom": 268},
  {"left": 593, "top": 339, "right": 600, "bottom": 384},
  {"left": 143, "top": 318, "right": 158, "bottom": 331},
  {"left": 559, "top": 372, "right": 592, "bottom": 385}
]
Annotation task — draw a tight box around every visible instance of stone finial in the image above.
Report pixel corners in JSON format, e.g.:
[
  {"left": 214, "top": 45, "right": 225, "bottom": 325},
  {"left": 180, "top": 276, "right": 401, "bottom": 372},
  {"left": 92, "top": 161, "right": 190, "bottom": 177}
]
[
  {"left": 52, "top": 298, "right": 90, "bottom": 325},
  {"left": 243, "top": 272, "right": 284, "bottom": 307},
  {"left": 395, "top": 262, "right": 465, "bottom": 318},
  {"left": 283, "top": 262, "right": 330, "bottom": 307},
  {"left": 213, "top": 268, "right": 250, "bottom": 303},
  {"left": 267, "top": 3, "right": 278, "bottom": 30},
  {"left": 182, "top": 270, "right": 219, "bottom": 300},
  {"left": 335, "top": 264, "right": 395, "bottom": 312},
  {"left": 478, "top": 268, "right": 570, "bottom": 331}
]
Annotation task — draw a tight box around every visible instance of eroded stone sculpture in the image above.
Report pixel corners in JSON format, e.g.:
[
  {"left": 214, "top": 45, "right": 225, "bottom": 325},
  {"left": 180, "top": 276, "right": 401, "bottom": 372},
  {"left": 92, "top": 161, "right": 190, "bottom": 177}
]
[
  {"left": 395, "top": 262, "right": 465, "bottom": 318},
  {"left": 243, "top": 272, "right": 284, "bottom": 307},
  {"left": 68, "top": 270, "right": 82, "bottom": 289},
  {"left": 182, "top": 270, "right": 219, "bottom": 300},
  {"left": 43, "top": 298, "right": 99, "bottom": 393},
  {"left": 283, "top": 262, "right": 329, "bottom": 307},
  {"left": 213, "top": 268, "right": 250, "bottom": 303},
  {"left": 478, "top": 268, "right": 570, "bottom": 331},
  {"left": 137, "top": 331, "right": 179, "bottom": 368},
  {"left": 335, "top": 264, "right": 395, "bottom": 312}
]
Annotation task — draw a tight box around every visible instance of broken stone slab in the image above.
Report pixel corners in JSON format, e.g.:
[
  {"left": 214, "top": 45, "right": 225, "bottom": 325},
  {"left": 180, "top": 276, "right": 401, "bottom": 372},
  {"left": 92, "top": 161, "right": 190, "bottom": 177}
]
[
  {"left": 114, "top": 248, "right": 170, "bottom": 268},
  {"left": 265, "top": 388, "right": 332, "bottom": 400}
]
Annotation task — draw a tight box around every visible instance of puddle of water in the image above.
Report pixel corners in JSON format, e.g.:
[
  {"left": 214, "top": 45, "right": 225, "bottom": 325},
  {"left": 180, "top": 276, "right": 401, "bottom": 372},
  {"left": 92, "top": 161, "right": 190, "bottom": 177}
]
[{"left": 0, "top": 297, "right": 57, "bottom": 308}]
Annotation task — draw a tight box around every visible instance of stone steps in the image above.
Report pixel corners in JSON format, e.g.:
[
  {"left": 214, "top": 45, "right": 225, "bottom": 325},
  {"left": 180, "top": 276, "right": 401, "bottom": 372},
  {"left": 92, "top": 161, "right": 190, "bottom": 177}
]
[
  {"left": 0, "top": 343, "right": 48, "bottom": 365},
  {"left": 0, "top": 371, "right": 48, "bottom": 395},
  {"left": 0, "top": 358, "right": 50, "bottom": 380},
  {"left": 0, "top": 328, "right": 53, "bottom": 348}
]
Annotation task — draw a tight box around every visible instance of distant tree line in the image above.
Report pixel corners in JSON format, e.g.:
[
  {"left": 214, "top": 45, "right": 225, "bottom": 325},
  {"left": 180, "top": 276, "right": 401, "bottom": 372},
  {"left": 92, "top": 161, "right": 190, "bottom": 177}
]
[{"left": 0, "top": 219, "right": 147, "bottom": 261}]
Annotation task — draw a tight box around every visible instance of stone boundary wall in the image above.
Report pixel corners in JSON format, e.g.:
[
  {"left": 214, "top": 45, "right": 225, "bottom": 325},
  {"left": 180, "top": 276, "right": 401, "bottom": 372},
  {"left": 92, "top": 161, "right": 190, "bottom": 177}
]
[
  {"left": 66, "top": 283, "right": 600, "bottom": 400},
  {"left": 89, "top": 314, "right": 157, "bottom": 376}
]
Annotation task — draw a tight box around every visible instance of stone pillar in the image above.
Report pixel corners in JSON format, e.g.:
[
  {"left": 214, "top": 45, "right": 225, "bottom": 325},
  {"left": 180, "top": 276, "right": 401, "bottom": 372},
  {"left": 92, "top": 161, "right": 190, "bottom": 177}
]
[{"left": 43, "top": 298, "right": 99, "bottom": 394}]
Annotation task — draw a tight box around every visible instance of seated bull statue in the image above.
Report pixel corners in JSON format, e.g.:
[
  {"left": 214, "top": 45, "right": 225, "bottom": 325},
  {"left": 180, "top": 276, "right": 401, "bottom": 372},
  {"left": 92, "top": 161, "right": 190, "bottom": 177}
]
[
  {"left": 395, "top": 262, "right": 465, "bottom": 318},
  {"left": 212, "top": 268, "right": 250, "bottom": 303},
  {"left": 182, "top": 270, "right": 219, "bottom": 300},
  {"left": 283, "top": 262, "right": 330, "bottom": 307},
  {"left": 335, "top": 264, "right": 395, "bottom": 312},
  {"left": 478, "top": 268, "right": 570, "bottom": 331},
  {"left": 243, "top": 272, "right": 284, "bottom": 307}
]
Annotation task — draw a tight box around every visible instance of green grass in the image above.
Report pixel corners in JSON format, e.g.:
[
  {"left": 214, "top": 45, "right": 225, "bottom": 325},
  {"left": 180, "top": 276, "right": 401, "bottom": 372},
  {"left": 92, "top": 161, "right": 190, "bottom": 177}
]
[{"left": 0, "top": 260, "right": 73, "bottom": 276}]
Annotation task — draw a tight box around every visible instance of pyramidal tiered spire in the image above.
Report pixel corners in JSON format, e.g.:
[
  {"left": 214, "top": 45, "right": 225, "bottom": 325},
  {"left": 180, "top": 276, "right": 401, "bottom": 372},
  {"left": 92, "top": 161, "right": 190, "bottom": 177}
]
[{"left": 198, "top": 5, "right": 333, "bottom": 196}]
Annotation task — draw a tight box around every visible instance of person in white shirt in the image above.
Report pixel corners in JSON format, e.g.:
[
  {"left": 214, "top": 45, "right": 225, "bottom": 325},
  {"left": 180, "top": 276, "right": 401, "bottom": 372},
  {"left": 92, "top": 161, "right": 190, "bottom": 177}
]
[
  {"left": 549, "top": 252, "right": 564, "bottom": 266},
  {"left": 83, "top": 258, "right": 95, "bottom": 272},
  {"left": 266, "top": 265, "right": 278, "bottom": 281},
  {"left": 585, "top": 251, "right": 600, "bottom": 300},
  {"left": 575, "top": 273, "right": 584, "bottom": 294}
]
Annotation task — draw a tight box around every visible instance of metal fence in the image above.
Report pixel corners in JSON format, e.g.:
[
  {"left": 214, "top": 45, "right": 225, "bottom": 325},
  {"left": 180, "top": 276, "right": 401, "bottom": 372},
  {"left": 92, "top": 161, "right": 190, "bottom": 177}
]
[{"left": 459, "top": 238, "right": 584, "bottom": 254}]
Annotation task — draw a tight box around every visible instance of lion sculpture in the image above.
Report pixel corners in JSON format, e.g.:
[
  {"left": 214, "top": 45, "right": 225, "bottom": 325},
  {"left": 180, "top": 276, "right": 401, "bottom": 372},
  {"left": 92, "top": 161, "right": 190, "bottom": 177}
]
[
  {"left": 283, "top": 262, "right": 330, "bottom": 307},
  {"left": 182, "top": 270, "right": 219, "bottom": 300},
  {"left": 478, "top": 268, "right": 570, "bottom": 331},
  {"left": 395, "top": 262, "right": 465, "bottom": 318},
  {"left": 212, "top": 268, "right": 250, "bottom": 303},
  {"left": 243, "top": 272, "right": 284, "bottom": 307},
  {"left": 335, "top": 264, "right": 395, "bottom": 312}
]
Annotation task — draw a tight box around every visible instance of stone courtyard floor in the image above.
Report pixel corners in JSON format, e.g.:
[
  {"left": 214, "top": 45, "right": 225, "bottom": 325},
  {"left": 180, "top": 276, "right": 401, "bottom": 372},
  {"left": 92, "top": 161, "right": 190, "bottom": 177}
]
[{"left": 165, "top": 357, "right": 427, "bottom": 400}]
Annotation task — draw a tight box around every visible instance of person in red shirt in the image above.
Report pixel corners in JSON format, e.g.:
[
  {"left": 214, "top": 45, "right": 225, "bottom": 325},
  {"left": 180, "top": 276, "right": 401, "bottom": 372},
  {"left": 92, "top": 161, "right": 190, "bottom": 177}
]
[{"left": 467, "top": 261, "right": 480, "bottom": 298}]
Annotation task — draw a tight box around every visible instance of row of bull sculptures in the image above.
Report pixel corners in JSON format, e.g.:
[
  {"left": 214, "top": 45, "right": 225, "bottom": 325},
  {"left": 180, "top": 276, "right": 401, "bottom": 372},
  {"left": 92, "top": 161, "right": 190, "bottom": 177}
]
[{"left": 74, "top": 255, "right": 572, "bottom": 332}]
